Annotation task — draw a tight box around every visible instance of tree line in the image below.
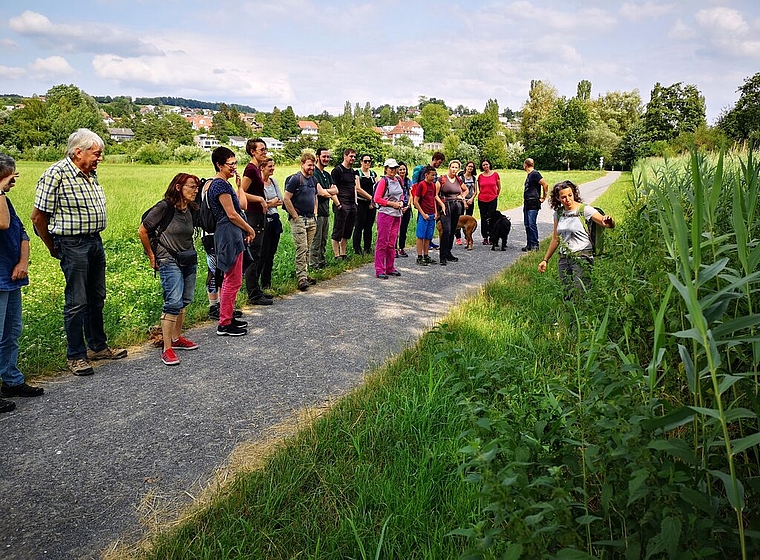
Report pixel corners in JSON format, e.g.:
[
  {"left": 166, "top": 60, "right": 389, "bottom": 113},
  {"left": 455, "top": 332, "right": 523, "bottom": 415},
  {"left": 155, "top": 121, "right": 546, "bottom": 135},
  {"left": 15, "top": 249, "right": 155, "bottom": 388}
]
[{"left": 1, "top": 74, "right": 758, "bottom": 169}]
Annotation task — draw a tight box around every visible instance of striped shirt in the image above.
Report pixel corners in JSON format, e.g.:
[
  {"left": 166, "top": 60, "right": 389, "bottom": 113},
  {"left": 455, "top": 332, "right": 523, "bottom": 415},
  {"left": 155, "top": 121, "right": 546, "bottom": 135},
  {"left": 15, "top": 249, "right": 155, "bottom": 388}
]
[{"left": 33, "top": 157, "right": 107, "bottom": 235}]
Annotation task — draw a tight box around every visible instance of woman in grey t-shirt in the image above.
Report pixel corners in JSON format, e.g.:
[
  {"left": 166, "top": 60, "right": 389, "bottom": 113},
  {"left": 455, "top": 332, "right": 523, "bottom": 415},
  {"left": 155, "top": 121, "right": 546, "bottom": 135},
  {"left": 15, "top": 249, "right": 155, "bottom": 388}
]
[{"left": 538, "top": 180, "right": 615, "bottom": 297}]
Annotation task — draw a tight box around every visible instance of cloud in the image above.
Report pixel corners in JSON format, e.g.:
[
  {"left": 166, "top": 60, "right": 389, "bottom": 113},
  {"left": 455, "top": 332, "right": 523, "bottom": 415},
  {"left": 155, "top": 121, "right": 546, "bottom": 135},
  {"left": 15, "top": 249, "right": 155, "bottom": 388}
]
[
  {"left": 668, "top": 19, "right": 698, "bottom": 40},
  {"left": 620, "top": 1, "right": 676, "bottom": 22},
  {"left": 28, "top": 56, "right": 76, "bottom": 78},
  {"left": 695, "top": 7, "right": 760, "bottom": 57},
  {"left": 0, "top": 38, "right": 18, "bottom": 50},
  {"left": 8, "top": 10, "right": 162, "bottom": 56},
  {"left": 0, "top": 65, "right": 26, "bottom": 79}
]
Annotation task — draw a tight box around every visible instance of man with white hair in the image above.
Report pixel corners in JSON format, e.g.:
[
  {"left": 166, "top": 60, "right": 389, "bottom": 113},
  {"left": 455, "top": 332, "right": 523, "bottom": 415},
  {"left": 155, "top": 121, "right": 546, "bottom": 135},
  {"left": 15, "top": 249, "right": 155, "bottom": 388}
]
[{"left": 31, "top": 128, "right": 127, "bottom": 376}]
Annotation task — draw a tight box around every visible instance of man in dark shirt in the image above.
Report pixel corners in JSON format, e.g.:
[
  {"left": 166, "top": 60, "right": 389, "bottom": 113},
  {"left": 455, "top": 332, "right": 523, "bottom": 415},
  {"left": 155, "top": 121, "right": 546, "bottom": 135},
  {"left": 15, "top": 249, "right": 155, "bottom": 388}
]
[
  {"left": 310, "top": 147, "right": 338, "bottom": 269},
  {"left": 330, "top": 149, "right": 359, "bottom": 260},
  {"left": 284, "top": 153, "right": 319, "bottom": 291},
  {"left": 522, "top": 158, "right": 549, "bottom": 252},
  {"left": 241, "top": 138, "right": 274, "bottom": 305}
]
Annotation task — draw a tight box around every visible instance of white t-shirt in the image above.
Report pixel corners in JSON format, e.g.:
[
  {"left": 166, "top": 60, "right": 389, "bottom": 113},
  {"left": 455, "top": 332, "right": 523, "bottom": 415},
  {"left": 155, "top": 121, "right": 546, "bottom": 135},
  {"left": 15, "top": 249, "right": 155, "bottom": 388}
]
[{"left": 555, "top": 204, "right": 597, "bottom": 254}]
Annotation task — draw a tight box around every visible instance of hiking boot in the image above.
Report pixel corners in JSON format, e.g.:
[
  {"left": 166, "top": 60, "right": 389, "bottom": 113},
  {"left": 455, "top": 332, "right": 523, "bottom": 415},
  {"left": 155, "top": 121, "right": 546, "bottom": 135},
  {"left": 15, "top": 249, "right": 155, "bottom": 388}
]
[
  {"left": 208, "top": 304, "right": 220, "bottom": 320},
  {"left": 171, "top": 336, "right": 198, "bottom": 351},
  {"left": 416, "top": 256, "right": 428, "bottom": 266},
  {"left": 446, "top": 255, "right": 459, "bottom": 262},
  {"left": 298, "top": 279, "right": 309, "bottom": 291},
  {"left": 249, "top": 295, "right": 273, "bottom": 306},
  {"left": 161, "top": 348, "right": 180, "bottom": 366},
  {"left": 1, "top": 382, "right": 44, "bottom": 398},
  {"left": 0, "top": 398, "right": 16, "bottom": 413},
  {"left": 440, "top": 259, "right": 447, "bottom": 266},
  {"left": 307, "top": 277, "right": 317, "bottom": 285},
  {"left": 87, "top": 346, "right": 127, "bottom": 361},
  {"left": 216, "top": 323, "right": 247, "bottom": 336},
  {"left": 67, "top": 358, "right": 94, "bottom": 376}
]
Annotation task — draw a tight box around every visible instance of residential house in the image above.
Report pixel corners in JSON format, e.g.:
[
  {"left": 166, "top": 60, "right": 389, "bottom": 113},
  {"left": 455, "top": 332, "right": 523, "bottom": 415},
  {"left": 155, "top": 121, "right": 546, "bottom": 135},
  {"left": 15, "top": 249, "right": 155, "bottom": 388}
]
[
  {"left": 228, "top": 136, "right": 247, "bottom": 149},
  {"left": 297, "top": 120, "right": 319, "bottom": 136},
  {"left": 260, "top": 137, "right": 283, "bottom": 150},
  {"left": 194, "top": 134, "right": 220, "bottom": 152},
  {"left": 185, "top": 114, "right": 215, "bottom": 131},
  {"left": 385, "top": 120, "right": 424, "bottom": 147},
  {"left": 108, "top": 128, "right": 135, "bottom": 142}
]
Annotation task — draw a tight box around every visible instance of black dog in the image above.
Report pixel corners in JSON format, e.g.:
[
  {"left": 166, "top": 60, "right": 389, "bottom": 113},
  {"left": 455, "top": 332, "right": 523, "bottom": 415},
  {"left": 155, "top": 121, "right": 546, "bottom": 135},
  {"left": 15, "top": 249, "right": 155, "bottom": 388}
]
[{"left": 487, "top": 211, "right": 511, "bottom": 251}]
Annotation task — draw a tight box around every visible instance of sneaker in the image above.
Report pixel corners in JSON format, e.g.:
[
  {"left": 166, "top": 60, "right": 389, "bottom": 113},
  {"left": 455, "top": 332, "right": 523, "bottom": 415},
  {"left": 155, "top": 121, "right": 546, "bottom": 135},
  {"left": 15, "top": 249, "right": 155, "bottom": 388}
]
[
  {"left": 216, "top": 323, "right": 247, "bottom": 336},
  {"left": 234, "top": 309, "right": 244, "bottom": 318},
  {"left": 87, "top": 347, "right": 127, "bottom": 361},
  {"left": 231, "top": 317, "right": 248, "bottom": 328},
  {"left": 249, "top": 296, "right": 273, "bottom": 306},
  {"left": 482, "top": 238, "right": 490, "bottom": 245},
  {"left": 423, "top": 255, "right": 434, "bottom": 264},
  {"left": 416, "top": 256, "right": 428, "bottom": 266},
  {"left": 307, "top": 277, "right": 317, "bottom": 285},
  {"left": 389, "top": 270, "right": 401, "bottom": 277},
  {"left": 171, "top": 336, "right": 198, "bottom": 351},
  {"left": 430, "top": 241, "right": 439, "bottom": 250},
  {"left": 161, "top": 348, "right": 180, "bottom": 366},
  {"left": 1, "top": 382, "right": 44, "bottom": 398},
  {"left": 398, "top": 249, "right": 408, "bottom": 257},
  {"left": 376, "top": 273, "right": 389, "bottom": 280},
  {"left": 440, "top": 259, "right": 447, "bottom": 266},
  {"left": 208, "top": 305, "right": 220, "bottom": 320},
  {"left": 67, "top": 358, "right": 94, "bottom": 376},
  {"left": 446, "top": 255, "right": 459, "bottom": 262},
  {"left": 298, "top": 279, "right": 310, "bottom": 291},
  {"left": 249, "top": 291, "right": 274, "bottom": 300},
  {"left": 0, "top": 398, "right": 16, "bottom": 413},
  {"left": 455, "top": 238, "right": 463, "bottom": 245}
]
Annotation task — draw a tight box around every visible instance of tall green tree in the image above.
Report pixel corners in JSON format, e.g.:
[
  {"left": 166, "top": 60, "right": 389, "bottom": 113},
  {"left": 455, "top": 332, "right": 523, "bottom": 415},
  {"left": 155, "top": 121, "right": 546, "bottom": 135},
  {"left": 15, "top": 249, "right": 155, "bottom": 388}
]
[
  {"left": 262, "top": 107, "right": 283, "bottom": 139},
  {"left": 462, "top": 99, "right": 500, "bottom": 153},
  {"left": 520, "top": 80, "right": 558, "bottom": 148},
  {"left": 590, "top": 89, "right": 643, "bottom": 137},
  {"left": 335, "top": 127, "right": 384, "bottom": 163},
  {"left": 418, "top": 103, "right": 450, "bottom": 142},
  {"left": 644, "top": 82, "right": 706, "bottom": 142},
  {"left": 280, "top": 106, "right": 300, "bottom": 139},
  {"left": 576, "top": 80, "right": 592, "bottom": 101},
  {"left": 45, "top": 84, "right": 108, "bottom": 145},
  {"left": 718, "top": 72, "right": 760, "bottom": 144}
]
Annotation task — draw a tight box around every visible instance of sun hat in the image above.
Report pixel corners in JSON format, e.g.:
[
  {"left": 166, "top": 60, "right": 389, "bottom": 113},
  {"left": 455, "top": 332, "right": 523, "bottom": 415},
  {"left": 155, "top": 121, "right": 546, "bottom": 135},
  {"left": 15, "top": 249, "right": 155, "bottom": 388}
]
[{"left": 383, "top": 158, "right": 399, "bottom": 168}]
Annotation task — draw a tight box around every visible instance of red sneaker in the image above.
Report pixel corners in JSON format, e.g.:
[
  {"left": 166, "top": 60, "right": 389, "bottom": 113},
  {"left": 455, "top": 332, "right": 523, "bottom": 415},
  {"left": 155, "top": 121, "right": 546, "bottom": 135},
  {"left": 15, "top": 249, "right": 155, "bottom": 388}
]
[
  {"left": 161, "top": 348, "right": 180, "bottom": 366},
  {"left": 172, "top": 336, "right": 199, "bottom": 351}
]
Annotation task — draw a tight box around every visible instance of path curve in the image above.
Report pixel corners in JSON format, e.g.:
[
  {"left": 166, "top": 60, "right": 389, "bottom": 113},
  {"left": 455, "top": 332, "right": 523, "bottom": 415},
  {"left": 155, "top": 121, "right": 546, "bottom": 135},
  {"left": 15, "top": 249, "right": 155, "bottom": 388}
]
[{"left": 0, "top": 172, "right": 620, "bottom": 559}]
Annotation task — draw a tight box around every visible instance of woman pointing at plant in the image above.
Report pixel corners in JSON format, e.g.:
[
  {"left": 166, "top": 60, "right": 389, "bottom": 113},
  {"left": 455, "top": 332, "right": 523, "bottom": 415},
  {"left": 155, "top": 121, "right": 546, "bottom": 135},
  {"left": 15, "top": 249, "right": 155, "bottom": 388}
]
[{"left": 538, "top": 180, "right": 615, "bottom": 297}]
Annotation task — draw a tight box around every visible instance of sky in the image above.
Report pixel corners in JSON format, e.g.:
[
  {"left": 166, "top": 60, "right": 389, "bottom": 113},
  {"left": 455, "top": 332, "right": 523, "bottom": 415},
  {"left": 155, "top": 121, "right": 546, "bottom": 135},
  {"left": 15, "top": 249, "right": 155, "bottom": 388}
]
[{"left": 1, "top": 1, "right": 758, "bottom": 124}]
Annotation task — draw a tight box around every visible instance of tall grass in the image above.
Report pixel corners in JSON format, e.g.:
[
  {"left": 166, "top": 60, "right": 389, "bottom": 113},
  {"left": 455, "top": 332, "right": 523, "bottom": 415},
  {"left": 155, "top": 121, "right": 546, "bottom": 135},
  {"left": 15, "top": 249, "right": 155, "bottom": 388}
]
[{"left": 11, "top": 161, "right": 602, "bottom": 377}]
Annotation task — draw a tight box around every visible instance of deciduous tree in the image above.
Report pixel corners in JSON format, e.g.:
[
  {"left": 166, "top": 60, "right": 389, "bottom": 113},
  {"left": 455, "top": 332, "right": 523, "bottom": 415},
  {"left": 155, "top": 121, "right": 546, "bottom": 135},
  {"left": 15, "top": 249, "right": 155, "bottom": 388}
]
[{"left": 644, "top": 82, "right": 706, "bottom": 142}]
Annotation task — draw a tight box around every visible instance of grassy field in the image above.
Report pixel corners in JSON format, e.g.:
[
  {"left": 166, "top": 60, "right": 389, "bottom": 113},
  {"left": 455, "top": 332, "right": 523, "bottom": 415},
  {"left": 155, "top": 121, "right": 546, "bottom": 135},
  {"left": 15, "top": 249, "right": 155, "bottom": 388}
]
[{"left": 11, "top": 161, "right": 603, "bottom": 377}]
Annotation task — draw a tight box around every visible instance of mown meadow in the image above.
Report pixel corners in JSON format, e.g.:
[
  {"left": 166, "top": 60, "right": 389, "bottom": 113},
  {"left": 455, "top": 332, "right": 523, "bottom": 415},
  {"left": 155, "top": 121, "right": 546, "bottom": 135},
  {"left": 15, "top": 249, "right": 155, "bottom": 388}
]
[
  {"left": 128, "top": 150, "right": 759, "bottom": 559},
  {"left": 12, "top": 160, "right": 602, "bottom": 376}
]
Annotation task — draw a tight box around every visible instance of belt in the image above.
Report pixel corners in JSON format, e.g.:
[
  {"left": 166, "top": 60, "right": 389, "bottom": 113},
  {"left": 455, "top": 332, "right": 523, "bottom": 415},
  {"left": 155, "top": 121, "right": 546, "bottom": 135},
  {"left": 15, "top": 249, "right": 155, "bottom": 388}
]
[{"left": 54, "top": 232, "right": 101, "bottom": 239}]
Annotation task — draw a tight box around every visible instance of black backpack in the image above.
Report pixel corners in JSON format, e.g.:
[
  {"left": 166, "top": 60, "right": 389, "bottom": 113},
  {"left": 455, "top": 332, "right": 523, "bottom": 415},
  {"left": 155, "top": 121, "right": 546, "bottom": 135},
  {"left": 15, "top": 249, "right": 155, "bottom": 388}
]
[
  {"left": 141, "top": 200, "right": 175, "bottom": 256},
  {"left": 198, "top": 178, "right": 218, "bottom": 234}
]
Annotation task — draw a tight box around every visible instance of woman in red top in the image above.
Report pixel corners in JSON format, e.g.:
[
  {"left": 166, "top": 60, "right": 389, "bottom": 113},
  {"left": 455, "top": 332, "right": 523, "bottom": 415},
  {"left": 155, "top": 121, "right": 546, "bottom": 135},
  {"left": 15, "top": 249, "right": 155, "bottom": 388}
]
[{"left": 477, "top": 159, "right": 501, "bottom": 245}]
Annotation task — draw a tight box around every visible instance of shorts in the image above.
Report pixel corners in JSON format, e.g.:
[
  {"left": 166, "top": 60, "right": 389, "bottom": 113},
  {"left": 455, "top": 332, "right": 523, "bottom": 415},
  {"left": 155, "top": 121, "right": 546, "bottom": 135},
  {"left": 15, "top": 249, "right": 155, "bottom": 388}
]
[
  {"left": 331, "top": 203, "right": 356, "bottom": 241},
  {"left": 416, "top": 214, "right": 436, "bottom": 240}
]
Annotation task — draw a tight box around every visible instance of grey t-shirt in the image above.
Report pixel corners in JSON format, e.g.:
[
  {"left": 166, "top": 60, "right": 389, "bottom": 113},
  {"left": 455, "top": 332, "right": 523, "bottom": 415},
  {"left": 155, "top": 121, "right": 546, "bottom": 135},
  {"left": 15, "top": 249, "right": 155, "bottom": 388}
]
[
  {"left": 142, "top": 203, "right": 195, "bottom": 261},
  {"left": 555, "top": 204, "right": 597, "bottom": 254}
]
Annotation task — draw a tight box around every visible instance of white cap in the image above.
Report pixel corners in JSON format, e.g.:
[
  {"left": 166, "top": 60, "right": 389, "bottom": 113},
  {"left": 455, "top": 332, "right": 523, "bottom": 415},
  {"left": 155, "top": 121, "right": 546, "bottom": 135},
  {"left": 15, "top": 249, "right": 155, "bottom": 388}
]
[{"left": 383, "top": 158, "right": 399, "bottom": 168}]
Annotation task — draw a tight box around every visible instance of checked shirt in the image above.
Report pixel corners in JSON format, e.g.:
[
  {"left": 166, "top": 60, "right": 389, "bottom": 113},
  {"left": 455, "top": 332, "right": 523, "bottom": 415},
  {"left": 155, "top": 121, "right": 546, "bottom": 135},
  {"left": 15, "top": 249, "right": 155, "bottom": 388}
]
[{"left": 34, "top": 157, "right": 107, "bottom": 236}]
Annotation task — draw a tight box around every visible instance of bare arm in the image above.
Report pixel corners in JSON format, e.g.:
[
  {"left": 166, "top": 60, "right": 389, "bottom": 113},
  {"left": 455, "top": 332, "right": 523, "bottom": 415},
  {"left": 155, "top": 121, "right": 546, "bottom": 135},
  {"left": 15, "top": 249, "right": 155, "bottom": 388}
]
[
  {"left": 137, "top": 223, "right": 157, "bottom": 270},
  {"left": 539, "top": 178, "right": 549, "bottom": 202},
  {"left": 538, "top": 218, "right": 560, "bottom": 273},
  {"left": 30, "top": 208, "right": 57, "bottom": 258},
  {"left": 435, "top": 181, "right": 445, "bottom": 215},
  {"left": 590, "top": 211, "right": 615, "bottom": 229},
  {"left": 11, "top": 239, "right": 29, "bottom": 282},
  {"left": 282, "top": 190, "right": 299, "bottom": 221},
  {"left": 241, "top": 174, "right": 267, "bottom": 211},
  {"left": 413, "top": 195, "right": 429, "bottom": 221},
  {"left": 0, "top": 172, "right": 17, "bottom": 229}
]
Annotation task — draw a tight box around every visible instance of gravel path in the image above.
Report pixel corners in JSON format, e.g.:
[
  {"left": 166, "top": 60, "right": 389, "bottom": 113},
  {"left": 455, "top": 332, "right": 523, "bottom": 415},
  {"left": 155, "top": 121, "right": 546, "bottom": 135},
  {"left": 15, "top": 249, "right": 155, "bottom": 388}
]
[{"left": 0, "top": 172, "right": 619, "bottom": 559}]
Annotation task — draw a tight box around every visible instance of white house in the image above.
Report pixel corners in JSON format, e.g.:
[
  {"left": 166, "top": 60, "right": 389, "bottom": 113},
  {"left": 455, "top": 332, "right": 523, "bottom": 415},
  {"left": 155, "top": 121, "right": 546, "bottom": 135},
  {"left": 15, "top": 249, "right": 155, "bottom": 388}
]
[
  {"left": 297, "top": 120, "right": 319, "bottom": 136},
  {"left": 228, "top": 136, "right": 247, "bottom": 149},
  {"left": 260, "top": 136, "right": 284, "bottom": 150},
  {"left": 194, "top": 134, "right": 220, "bottom": 152},
  {"left": 108, "top": 128, "right": 135, "bottom": 142},
  {"left": 385, "top": 120, "right": 424, "bottom": 147}
]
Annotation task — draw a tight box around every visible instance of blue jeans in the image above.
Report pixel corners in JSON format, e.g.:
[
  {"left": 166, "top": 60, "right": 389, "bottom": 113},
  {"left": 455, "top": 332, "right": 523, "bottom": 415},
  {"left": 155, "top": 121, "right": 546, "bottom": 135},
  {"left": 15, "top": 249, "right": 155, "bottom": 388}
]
[
  {"left": 54, "top": 234, "right": 108, "bottom": 360},
  {"left": 0, "top": 289, "right": 24, "bottom": 386},
  {"left": 159, "top": 259, "right": 197, "bottom": 315},
  {"left": 524, "top": 207, "right": 539, "bottom": 249}
]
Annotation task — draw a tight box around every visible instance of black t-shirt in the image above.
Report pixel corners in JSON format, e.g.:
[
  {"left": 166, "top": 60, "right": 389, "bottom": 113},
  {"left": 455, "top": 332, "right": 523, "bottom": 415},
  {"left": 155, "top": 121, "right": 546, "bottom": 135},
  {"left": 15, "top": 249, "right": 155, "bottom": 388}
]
[
  {"left": 331, "top": 164, "right": 357, "bottom": 206},
  {"left": 524, "top": 170, "right": 543, "bottom": 210},
  {"left": 356, "top": 169, "right": 377, "bottom": 206}
]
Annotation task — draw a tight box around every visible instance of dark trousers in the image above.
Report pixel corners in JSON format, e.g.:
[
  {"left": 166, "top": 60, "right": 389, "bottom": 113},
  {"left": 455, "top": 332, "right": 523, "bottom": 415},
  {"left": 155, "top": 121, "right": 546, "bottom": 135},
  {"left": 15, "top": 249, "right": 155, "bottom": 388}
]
[
  {"left": 353, "top": 202, "right": 376, "bottom": 255},
  {"left": 397, "top": 207, "right": 412, "bottom": 249},
  {"left": 54, "top": 234, "right": 108, "bottom": 360},
  {"left": 440, "top": 200, "right": 464, "bottom": 260},
  {"left": 259, "top": 215, "right": 282, "bottom": 289},
  {"left": 478, "top": 199, "right": 498, "bottom": 239},
  {"left": 243, "top": 214, "right": 266, "bottom": 299}
]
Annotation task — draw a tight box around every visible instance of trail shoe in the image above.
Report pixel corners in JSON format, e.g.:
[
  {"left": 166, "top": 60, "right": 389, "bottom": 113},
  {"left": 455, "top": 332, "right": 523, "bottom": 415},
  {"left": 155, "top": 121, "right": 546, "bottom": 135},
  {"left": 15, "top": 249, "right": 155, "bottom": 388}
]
[
  {"left": 440, "top": 259, "right": 447, "bottom": 266},
  {"left": 298, "top": 279, "right": 310, "bottom": 291},
  {"left": 456, "top": 238, "right": 463, "bottom": 245},
  {"left": 446, "top": 255, "right": 459, "bottom": 262},
  {"left": 231, "top": 317, "right": 248, "bottom": 328},
  {"left": 423, "top": 255, "right": 434, "bottom": 264},
  {"left": 482, "top": 238, "right": 489, "bottom": 245},
  {"left": 430, "top": 241, "right": 439, "bottom": 250},
  {"left": 208, "top": 304, "right": 220, "bottom": 320},
  {"left": 1, "top": 382, "right": 44, "bottom": 398},
  {"left": 376, "top": 273, "right": 389, "bottom": 280},
  {"left": 0, "top": 398, "right": 16, "bottom": 413},
  {"left": 87, "top": 347, "right": 127, "bottom": 361},
  {"left": 67, "top": 358, "right": 94, "bottom": 376},
  {"left": 161, "top": 348, "right": 180, "bottom": 366},
  {"left": 217, "top": 323, "right": 247, "bottom": 336},
  {"left": 398, "top": 249, "right": 408, "bottom": 257},
  {"left": 389, "top": 270, "right": 401, "bottom": 277},
  {"left": 307, "top": 277, "right": 317, "bottom": 285},
  {"left": 171, "top": 336, "right": 198, "bottom": 351},
  {"left": 416, "top": 256, "right": 428, "bottom": 266},
  {"left": 249, "top": 295, "right": 273, "bottom": 306}
]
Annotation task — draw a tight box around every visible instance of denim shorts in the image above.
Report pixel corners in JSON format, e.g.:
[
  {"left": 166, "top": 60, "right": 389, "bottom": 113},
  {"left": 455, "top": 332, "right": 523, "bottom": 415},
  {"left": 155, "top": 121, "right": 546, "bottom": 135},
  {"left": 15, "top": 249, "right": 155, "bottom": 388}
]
[{"left": 159, "top": 259, "right": 197, "bottom": 315}]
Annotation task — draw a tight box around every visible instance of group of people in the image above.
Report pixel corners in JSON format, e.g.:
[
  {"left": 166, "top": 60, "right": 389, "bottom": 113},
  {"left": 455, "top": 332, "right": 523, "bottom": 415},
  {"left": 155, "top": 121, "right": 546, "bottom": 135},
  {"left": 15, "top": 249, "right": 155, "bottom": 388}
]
[{"left": 0, "top": 128, "right": 616, "bottom": 410}]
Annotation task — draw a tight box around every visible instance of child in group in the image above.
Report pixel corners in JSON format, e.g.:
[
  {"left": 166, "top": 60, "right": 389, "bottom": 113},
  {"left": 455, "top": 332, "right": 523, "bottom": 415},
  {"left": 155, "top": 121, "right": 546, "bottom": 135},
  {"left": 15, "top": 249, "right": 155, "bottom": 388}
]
[{"left": 412, "top": 165, "right": 439, "bottom": 266}]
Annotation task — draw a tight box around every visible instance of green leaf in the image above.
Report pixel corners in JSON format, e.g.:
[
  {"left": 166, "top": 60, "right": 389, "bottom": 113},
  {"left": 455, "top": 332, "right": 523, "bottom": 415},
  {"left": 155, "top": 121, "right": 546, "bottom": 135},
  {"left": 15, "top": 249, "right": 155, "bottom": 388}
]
[
  {"left": 712, "top": 314, "right": 760, "bottom": 339},
  {"left": 503, "top": 543, "right": 523, "bottom": 560},
  {"left": 628, "top": 468, "right": 649, "bottom": 506},
  {"left": 731, "top": 432, "right": 760, "bottom": 455},
  {"left": 696, "top": 258, "right": 728, "bottom": 287},
  {"left": 648, "top": 438, "right": 699, "bottom": 465},
  {"left": 688, "top": 406, "right": 722, "bottom": 420},
  {"left": 709, "top": 469, "right": 745, "bottom": 511},
  {"left": 660, "top": 516, "right": 682, "bottom": 557},
  {"left": 642, "top": 407, "right": 694, "bottom": 432},
  {"left": 575, "top": 515, "right": 602, "bottom": 525},
  {"left": 717, "top": 374, "right": 743, "bottom": 396},
  {"left": 556, "top": 549, "right": 597, "bottom": 559}
]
